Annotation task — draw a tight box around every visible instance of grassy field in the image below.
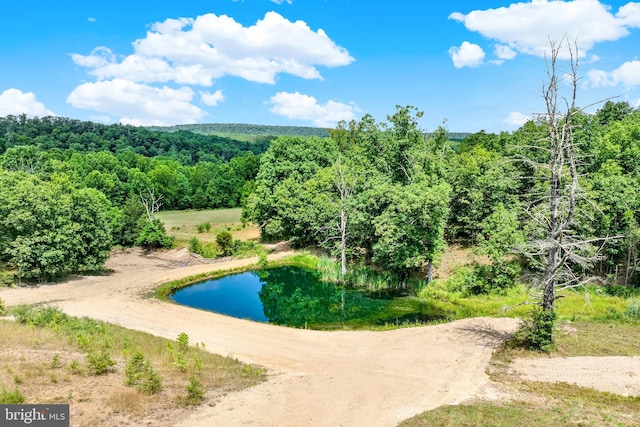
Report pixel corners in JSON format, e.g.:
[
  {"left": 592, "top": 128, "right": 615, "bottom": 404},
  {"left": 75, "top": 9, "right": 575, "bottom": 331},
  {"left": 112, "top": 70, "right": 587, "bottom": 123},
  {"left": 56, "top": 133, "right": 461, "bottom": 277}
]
[
  {"left": 0, "top": 306, "right": 265, "bottom": 426},
  {"left": 156, "top": 208, "right": 260, "bottom": 245}
]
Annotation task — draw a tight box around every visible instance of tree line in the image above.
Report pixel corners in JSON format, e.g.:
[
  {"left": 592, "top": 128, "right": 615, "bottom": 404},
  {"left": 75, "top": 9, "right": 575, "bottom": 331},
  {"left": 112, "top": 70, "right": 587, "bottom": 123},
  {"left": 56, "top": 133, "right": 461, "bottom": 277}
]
[
  {"left": 0, "top": 117, "right": 266, "bottom": 281},
  {"left": 243, "top": 100, "right": 640, "bottom": 291},
  {"left": 0, "top": 114, "right": 268, "bottom": 164}
]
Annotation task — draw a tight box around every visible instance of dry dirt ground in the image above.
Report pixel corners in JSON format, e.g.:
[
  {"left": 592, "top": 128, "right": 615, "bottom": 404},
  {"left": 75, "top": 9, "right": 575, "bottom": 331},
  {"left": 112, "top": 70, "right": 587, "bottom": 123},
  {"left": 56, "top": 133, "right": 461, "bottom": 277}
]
[{"left": 1, "top": 248, "right": 639, "bottom": 426}]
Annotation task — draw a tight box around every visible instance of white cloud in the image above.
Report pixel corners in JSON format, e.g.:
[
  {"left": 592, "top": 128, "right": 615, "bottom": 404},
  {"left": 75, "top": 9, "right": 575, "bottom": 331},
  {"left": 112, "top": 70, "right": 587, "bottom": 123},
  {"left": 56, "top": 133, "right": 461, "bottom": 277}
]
[
  {"left": 448, "top": 42, "right": 485, "bottom": 68},
  {"left": 617, "top": 2, "right": 640, "bottom": 27},
  {"left": 88, "top": 17, "right": 96, "bottom": 23},
  {"left": 0, "top": 88, "right": 55, "bottom": 117},
  {"left": 271, "top": 0, "right": 293, "bottom": 3},
  {"left": 450, "top": 0, "right": 639, "bottom": 60},
  {"left": 495, "top": 44, "right": 517, "bottom": 60},
  {"left": 66, "top": 79, "right": 205, "bottom": 126},
  {"left": 268, "top": 91, "right": 357, "bottom": 127},
  {"left": 200, "top": 90, "right": 224, "bottom": 106},
  {"left": 505, "top": 111, "right": 531, "bottom": 127},
  {"left": 588, "top": 60, "right": 640, "bottom": 87},
  {"left": 71, "top": 11, "right": 353, "bottom": 86}
]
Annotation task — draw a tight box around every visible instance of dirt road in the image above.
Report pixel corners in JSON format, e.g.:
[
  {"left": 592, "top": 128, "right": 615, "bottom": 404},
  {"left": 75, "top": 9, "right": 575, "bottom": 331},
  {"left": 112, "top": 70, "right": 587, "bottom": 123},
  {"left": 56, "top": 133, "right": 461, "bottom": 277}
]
[{"left": 2, "top": 249, "right": 636, "bottom": 426}]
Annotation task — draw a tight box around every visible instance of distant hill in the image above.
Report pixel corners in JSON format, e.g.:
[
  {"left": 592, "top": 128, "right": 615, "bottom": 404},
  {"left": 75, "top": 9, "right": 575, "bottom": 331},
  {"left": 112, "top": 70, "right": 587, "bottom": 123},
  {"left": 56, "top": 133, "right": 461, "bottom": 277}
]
[
  {"left": 149, "top": 123, "right": 471, "bottom": 142},
  {"left": 148, "top": 123, "right": 330, "bottom": 141}
]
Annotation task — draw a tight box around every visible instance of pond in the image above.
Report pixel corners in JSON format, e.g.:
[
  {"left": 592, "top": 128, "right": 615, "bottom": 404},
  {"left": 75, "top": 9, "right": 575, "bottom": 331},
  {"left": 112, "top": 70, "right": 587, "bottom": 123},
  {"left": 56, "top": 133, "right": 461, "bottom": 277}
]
[{"left": 170, "top": 266, "right": 441, "bottom": 329}]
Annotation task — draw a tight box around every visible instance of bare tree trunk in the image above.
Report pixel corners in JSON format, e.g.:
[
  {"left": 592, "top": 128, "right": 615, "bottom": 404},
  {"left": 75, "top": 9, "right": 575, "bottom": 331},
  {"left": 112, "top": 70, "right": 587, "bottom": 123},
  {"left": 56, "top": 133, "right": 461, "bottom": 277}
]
[
  {"left": 340, "top": 207, "right": 347, "bottom": 277},
  {"left": 139, "top": 189, "right": 163, "bottom": 222},
  {"left": 538, "top": 39, "right": 580, "bottom": 312}
]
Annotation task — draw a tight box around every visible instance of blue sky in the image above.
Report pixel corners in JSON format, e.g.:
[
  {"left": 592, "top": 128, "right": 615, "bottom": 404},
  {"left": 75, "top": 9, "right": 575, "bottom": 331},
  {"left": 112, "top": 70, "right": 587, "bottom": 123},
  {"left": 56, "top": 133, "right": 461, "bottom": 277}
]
[{"left": 1, "top": 0, "right": 639, "bottom": 133}]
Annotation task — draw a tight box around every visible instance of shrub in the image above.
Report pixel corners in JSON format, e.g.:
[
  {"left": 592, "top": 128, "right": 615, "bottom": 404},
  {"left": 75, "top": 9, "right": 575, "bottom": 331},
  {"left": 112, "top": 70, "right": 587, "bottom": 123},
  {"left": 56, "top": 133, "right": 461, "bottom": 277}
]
[
  {"left": 0, "top": 297, "right": 5, "bottom": 316},
  {"left": 626, "top": 299, "right": 640, "bottom": 319},
  {"left": 50, "top": 354, "right": 62, "bottom": 369},
  {"left": 184, "top": 376, "right": 204, "bottom": 405},
  {"left": 0, "top": 387, "right": 25, "bottom": 404},
  {"left": 135, "top": 219, "right": 173, "bottom": 250},
  {"left": 125, "top": 351, "right": 163, "bottom": 394},
  {"left": 512, "top": 308, "right": 557, "bottom": 352},
  {"left": 463, "top": 261, "right": 520, "bottom": 296},
  {"left": 188, "top": 237, "right": 203, "bottom": 254},
  {"left": 139, "top": 363, "right": 163, "bottom": 395},
  {"left": 176, "top": 332, "right": 190, "bottom": 353},
  {"left": 196, "top": 222, "right": 211, "bottom": 233},
  {"left": 605, "top": 285, "right": 640, "bottom": 298},
  {"left": 124, "top": 351, "right": 146, "bottom": 386},
  {"left": 216, "top": 232, "right": 234, "bottom": 257},
  {"left": 0, "top": 271, "right": 14, "bottom": 287},
  {"left": 86, "top": 350, "right": 116, "bottom": 375}
]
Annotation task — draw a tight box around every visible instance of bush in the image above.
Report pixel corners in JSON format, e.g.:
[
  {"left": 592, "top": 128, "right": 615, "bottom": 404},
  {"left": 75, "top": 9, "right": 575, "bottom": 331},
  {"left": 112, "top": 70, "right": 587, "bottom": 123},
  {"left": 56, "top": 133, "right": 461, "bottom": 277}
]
[
  {"left": 0, "top": 387, "right": 25, "bottom": 404},
  {"left": 196, "top": 222, "right": 211, "bottom": 233},
  {"left": 188, "top": 236, "right": 217, "bottom": 258},
  {"left": 216, "top": 232, "right": 234, "bottom": 256},
  {"left": 86, "top": 350, "right": 116, "bottom": 375},
  {"left": 125, "top": 351, "right": 163, "bottom": 394},
  {"left": 605, "top": 285, "right": 640, "bottom": 298},
  {"left": 188, "top": 237, "right": 203, "bottom": 254},
  {"left": 0, "top": 298, "right": 5, "bottom": 316},
  {"left": 512, "top": 308, "right": 557, "bottom": 352},
  {"left": 184, "top": 376, "right": 204, "bottom": 405},
  {"left": 232, "top": 239, "right": 258, "bottom": 256},
  {"left": 124, "top": 351, "right": 146, "bottom": 386},
  {"left": 626, "top": 299, "right": 640, "bottom": 319},
  {"left": 464, "top": 261, "right": 520, "bottom": 296},
  {"left": 0, "top": 271, "right": 14, "bottom": 287},
  {"left": 135, "top": 219, "right": 173, "bottom": 250}
]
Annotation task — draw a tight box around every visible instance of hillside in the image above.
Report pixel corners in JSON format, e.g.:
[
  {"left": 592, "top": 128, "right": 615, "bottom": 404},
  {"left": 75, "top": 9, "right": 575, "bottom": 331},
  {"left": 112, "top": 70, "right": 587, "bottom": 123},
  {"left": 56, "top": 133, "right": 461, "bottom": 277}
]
[
  {"left": 149, "top": 123, "right": 471, "bottom": 142},
  {"left": 148, "top": 123, "right": 331, "bottom": 140}
]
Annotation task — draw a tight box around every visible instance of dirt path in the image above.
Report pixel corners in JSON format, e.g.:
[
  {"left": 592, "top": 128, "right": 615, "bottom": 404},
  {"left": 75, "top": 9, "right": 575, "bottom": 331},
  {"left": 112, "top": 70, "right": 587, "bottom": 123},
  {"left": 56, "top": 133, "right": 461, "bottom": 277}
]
[{"left": 2, "top": 249, "right": 636, "bottom": 426}]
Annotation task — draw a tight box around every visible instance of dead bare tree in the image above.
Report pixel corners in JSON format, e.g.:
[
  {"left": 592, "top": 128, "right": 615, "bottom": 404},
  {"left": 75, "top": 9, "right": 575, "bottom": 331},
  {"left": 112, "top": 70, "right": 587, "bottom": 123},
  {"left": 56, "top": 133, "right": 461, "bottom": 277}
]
[
  {"left": 318, "top": 155, "right": 356, "bottom": 278},
  {"left": 139, "top": 189, "right": 163, "bottom": 222},
  {"left": 520, "top": 39, "right": 612, "bottom": 314}
]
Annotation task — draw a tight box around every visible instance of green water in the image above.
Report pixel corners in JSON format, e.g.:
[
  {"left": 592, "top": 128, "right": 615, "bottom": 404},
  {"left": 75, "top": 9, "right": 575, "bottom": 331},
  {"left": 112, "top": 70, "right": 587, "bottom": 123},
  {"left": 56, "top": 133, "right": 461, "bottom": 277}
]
[{"left": 170, "top": 266, "right": 444, "bottom": 329}]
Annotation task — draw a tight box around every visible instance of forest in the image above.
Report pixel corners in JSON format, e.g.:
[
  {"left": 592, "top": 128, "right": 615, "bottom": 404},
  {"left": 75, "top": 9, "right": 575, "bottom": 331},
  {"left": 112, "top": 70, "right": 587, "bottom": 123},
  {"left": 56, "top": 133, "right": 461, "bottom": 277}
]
[
  {"left": 244, "top": 100, "right": 640, "bottom": 296},
  {"left": 0, "top": 99, "right": 639, "bottom": 300},
  {"left": 0, "top": 115, "right": 267, "bottom": 281}
]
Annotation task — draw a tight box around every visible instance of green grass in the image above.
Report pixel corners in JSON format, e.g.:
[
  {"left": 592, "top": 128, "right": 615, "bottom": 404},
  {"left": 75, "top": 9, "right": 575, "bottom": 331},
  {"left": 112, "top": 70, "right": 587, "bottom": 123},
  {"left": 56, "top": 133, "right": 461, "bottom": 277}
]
[{"left": 419, "top": 280, "right": 629, "bottom": 322}]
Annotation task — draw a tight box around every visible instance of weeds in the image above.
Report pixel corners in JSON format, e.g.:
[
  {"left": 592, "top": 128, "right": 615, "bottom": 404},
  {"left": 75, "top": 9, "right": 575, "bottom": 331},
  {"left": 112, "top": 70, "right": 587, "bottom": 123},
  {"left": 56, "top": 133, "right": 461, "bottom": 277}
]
[
  {"left": 0, "top": 386, "right": 25, "bottom": 404},
  {"left": 50, "top": 353, "right": 62, "bottom": 369}
]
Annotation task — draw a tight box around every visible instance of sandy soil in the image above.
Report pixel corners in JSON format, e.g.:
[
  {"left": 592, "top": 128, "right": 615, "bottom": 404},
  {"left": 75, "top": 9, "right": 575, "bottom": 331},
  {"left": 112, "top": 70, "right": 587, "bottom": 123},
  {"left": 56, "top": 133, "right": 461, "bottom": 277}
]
[{"left": 1, "top": 248, "right": 638, "bottom": 426}]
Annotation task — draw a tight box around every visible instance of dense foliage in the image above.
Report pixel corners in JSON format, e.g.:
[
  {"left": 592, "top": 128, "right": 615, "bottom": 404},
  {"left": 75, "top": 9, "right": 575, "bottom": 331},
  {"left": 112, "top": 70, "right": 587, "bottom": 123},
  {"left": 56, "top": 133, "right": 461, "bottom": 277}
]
[
  {"left": 244, "top": 106, "right": 452, "bottom": 281},
  {"left": 1, "top": 100, "right": 639, "bottom": 290},
  {"left": 244, "top": 102, "right": 640, "bottom": 288},
  {"left": 0, "top": 115, "right": 266, "bottom": 281},
  {"left": 0, "top": 114, "right": 268, "bottom": 163}
]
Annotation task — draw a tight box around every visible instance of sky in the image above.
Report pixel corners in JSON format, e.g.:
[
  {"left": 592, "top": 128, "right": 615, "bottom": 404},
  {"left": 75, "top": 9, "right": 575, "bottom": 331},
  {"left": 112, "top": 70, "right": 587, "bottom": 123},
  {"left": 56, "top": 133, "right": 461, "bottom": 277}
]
[{"left": 1, "top": 0, "right": 640, "bottom": 133}]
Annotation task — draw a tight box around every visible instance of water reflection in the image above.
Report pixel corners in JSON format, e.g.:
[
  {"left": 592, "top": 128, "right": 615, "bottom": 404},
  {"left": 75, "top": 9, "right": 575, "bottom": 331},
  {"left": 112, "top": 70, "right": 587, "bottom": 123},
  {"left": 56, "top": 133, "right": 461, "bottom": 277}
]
[{"left": 170, "top": 266, "right": 388, "bottom": 327}]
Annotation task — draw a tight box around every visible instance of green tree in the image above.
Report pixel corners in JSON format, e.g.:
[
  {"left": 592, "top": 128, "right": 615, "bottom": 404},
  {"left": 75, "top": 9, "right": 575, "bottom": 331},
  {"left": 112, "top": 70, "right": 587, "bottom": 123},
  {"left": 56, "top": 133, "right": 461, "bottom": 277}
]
[
  {"left": 372, "top": 180, "right": 451, "bottom": 282},
  {"left": 216, "top": 232, "right": 234, "bottom": 256},
  {"left": 135, "top": 219, "right": 173, "bottom": 250}
]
